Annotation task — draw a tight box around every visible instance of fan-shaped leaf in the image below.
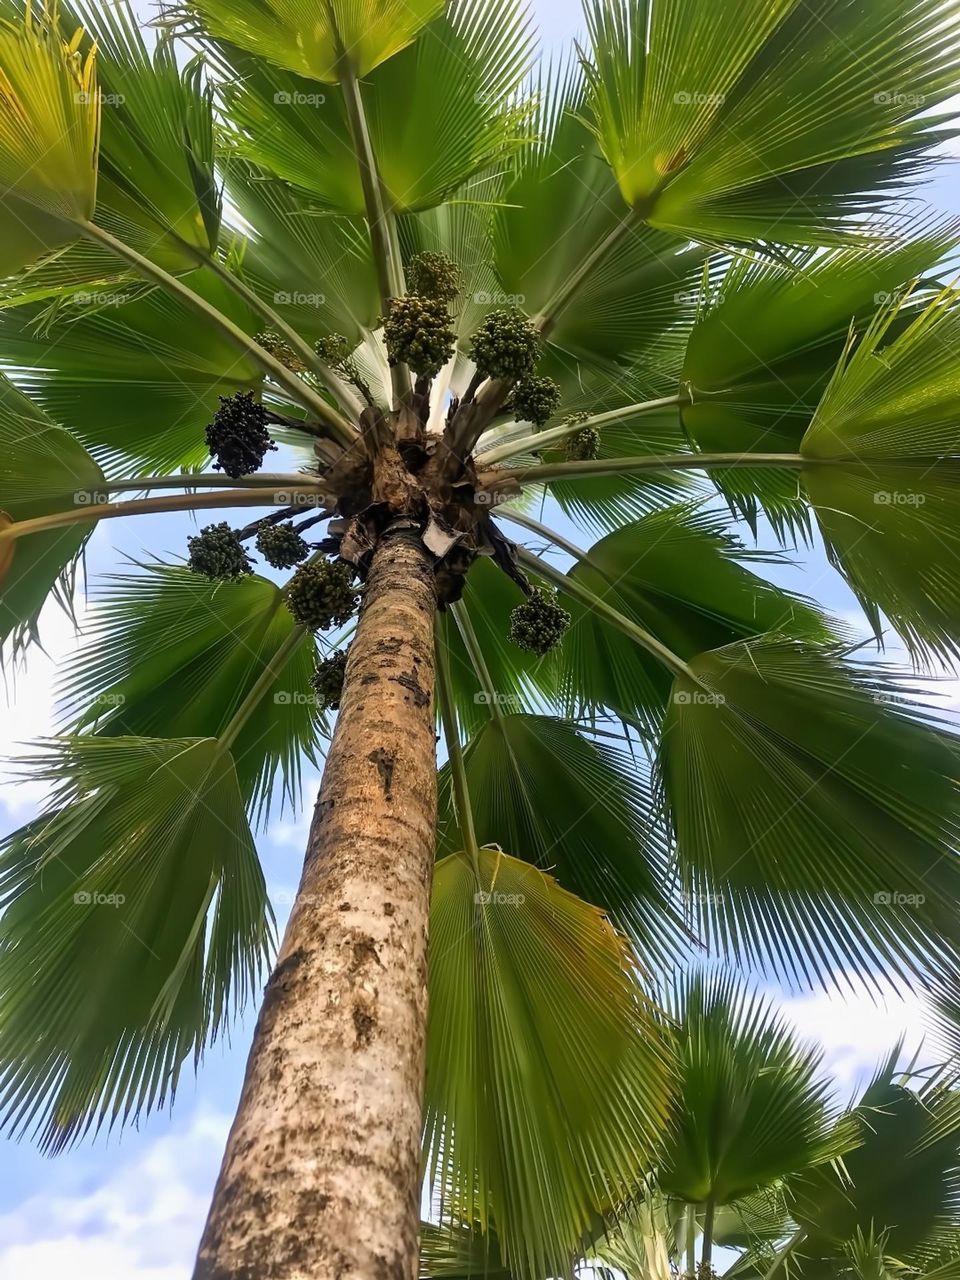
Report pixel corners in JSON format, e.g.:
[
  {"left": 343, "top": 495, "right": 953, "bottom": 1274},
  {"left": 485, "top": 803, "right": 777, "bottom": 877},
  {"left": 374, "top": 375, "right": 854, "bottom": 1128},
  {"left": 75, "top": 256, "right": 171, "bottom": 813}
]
[
  {"left": 0, "top": 2, "right": 98, "bottom": 274},
  {"left": 221, "top": 0, "right": 532, "bottom": 215},
  {"left": 541, "top": 506, "right": 832, "bottom": 732},
  {"left": 801, "top": 290, "right": 960, "bottom": 663},
  {"left": 57, "top": 564, "right": 321, "bottom": 821},
  {"left": 659, "top": 638, "right": 960, "bottom": 989},
  {"left": 789, "top": 1064, "right": 960, "bottom": 1256},
  {"left": 425, "top": 846, "right": 674, "bottom": 1280},
  {"left": 494, "top": 73, "right": 706, "bottom": 364},
  {"left": 0, "top": 735, "right": 271, "bottom": 1150},
  {"left": 70, "top": 0, "right": 220, "bottom": 267},
  {"left": 0, "top": 267, "right": 263, "bottom": 475},
  {"left": 583, "top": 0, "right": 960, "bottom": 245},
  {"left": 658, "top": 970, "right": 845, "bottom": 1206},
  {"left": 0, "top": 374, "right": 104, "bottom": 651},
  {"left": 223, "top": 162, "right": 380, "bottom": 345},
  {"left": 437, "top": 712, "right": 681, "bottom": 962},
  {"left": 181, "top": 0, "right": 445, "bottom": 83},
  {"left": 681, "top": 221, "right": 959, "bottom": 536}
]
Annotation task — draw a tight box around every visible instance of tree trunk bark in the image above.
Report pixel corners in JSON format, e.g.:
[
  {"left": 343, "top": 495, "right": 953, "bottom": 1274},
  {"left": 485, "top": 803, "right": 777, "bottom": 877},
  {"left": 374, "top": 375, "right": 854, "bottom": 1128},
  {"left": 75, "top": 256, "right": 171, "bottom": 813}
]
[{"left": 193, "top": 525, "right": 438, "bottom": 1280}]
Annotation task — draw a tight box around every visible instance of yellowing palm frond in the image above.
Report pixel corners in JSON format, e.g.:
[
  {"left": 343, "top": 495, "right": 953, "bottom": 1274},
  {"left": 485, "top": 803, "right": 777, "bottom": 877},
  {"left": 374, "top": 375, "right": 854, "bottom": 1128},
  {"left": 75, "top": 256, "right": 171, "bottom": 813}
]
[
  {"left": 179, "top": 0, "right": 445, "bottom": 83},
  {"left": 0, "top": 1, "right": 98, "bottom": 273}
]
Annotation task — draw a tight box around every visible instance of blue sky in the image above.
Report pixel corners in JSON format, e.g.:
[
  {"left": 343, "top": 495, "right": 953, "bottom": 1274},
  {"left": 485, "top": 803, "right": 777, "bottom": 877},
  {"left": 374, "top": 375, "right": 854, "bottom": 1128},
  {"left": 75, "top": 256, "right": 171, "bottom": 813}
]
[{"left": 1, "top": 1, "right": 959, "bottom": 1275}]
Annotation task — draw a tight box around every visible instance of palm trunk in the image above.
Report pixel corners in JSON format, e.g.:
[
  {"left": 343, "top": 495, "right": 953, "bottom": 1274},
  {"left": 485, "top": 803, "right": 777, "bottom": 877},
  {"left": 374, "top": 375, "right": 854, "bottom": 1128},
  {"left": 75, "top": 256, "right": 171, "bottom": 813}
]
[{"left": 193, "top": 524, "right": 438, "bottom": 1280}]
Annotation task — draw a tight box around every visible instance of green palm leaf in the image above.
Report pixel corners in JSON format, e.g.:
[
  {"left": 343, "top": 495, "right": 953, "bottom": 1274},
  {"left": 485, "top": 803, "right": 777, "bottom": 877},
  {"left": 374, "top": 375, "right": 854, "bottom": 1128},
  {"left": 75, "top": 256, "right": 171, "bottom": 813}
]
[
  {"left": 425, "top": 846, "right": 673, "bottom": 1280},
  {"left": 681, "top": 220, "right": 959, "bottom": 536},
  {"left": 583, "top": 0, "right": 960, "bottom": 245},
  {"left": 0, "top": 735, "right": 271, "bottom": 1150},
  {"left": 659, "top": 637, "right": 960, "bottom": 988},
  {"left": 658, "top": 970, "right": 846, "bottom": 1206},
  {"left": 220, "top": 0, "right": 532, "bottom": 216},
  {"left": 789, "top": 1061, "right": 960, "bottom": 1257},
  {"left": 179, "top": 0, "right": 445, "bottom": 83},
  {"left": 71, "top": 0, "right": 220, "bottom": 267},
  {"left": 56, "top": 564, "right": 321, "bottom": 821},
  {"left": 801, "top": 289, "right": 960, "bottom": 663},
  {"left": 0, "top": 267, "right": 263, "bottom": 474},
  {"left": 541, "top": 506, "right": 832, "bottom": 732},
  {"left": 436, "top": 711, "right": 681, "bottom": 961},
  {"left": 493, "top": 67, "right": 707, "bottom": 365},
  {"left": 223, "top": 161, "right": 381, "bottom": 345},
  {"left": 420, "top": 1221, "right": 514, "bottom": 1279},
  {"left": 0, "top": 374, "right": 104, "bottom": 652},
  {"left": 0, "top": 1, "right": 98, "bottom": 275}
]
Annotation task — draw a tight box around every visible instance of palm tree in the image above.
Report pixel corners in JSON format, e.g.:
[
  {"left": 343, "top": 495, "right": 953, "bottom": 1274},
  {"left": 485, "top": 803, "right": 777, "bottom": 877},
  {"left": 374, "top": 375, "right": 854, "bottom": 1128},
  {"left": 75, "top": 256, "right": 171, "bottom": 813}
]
[
  {"left": 2, "top": 0, "right": 960, "bottom": 1275},
  {"left": 423, "top": 975, "right": 960, "bottom": 1280}
]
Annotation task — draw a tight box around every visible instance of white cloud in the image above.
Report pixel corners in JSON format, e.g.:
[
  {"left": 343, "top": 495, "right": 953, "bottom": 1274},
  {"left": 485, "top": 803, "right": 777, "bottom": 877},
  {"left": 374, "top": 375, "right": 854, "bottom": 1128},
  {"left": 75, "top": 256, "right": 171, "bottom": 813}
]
[
  {"left": 0, "top": 1109, "right": 229, "bottom": 1280},
  {"left": 779, "top": 983, "right": 931, "bottom": 1097},
  {"left": 0, "top": 597, "right": 89, "bottom": 820}
]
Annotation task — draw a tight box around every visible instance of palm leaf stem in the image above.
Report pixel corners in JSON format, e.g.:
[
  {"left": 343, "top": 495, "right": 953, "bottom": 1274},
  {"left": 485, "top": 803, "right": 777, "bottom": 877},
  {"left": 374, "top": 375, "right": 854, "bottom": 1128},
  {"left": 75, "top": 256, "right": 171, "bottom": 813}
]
[
  {"left": 686, "top": 1204, "right": 697, "bottom": 1275},
  {"left": 78, "top": 220, "right": 357, "bottom": 447},
  {"left": 337, "top": 58, "right": 410, "bottom": 407},
  {"left": 701, "top": 1197, "right": 716, "bottom": 1269},
  {"left": 75, "top": 474, "right": 316, "bottom": 495},
  {"left": 481, "top": 452, "right": 809, "bottom": 490},
  {"left": 515, "top": 544, "right": 695, "bottom": 682},
  {"left": 218, "top": 615, "right": 309, "bottom": 753},
  {"left": 475, "top": 393, "right": 686, "bottom": 466},
  {"left": 0, "top": 486, "right": 329, "bottom": 545},
  {"left": 762, "top": 1227, "right": 807, "bottom": 1280},
  {"left": 533, "top": 209, "right": 640, "bottom": 337},
  {"left": 450, "top": 599, "right": 506, "bottom": 719},
  {"left": 435, "top": 620, "right": 481, "bottom": 869},
  {"left": 198, "top": 249, "right": 365, "bottom": 417},
  {"left": 499, "top": 509, "right": 591, "bottom": 566}
]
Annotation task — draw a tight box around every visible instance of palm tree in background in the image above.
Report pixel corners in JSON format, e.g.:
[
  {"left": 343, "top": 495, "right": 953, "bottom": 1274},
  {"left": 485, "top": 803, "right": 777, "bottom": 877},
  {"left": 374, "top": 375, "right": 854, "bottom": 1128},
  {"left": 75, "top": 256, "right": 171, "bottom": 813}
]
[{"left": 2, "top": 0, "right": 960, "bottom": 1276}]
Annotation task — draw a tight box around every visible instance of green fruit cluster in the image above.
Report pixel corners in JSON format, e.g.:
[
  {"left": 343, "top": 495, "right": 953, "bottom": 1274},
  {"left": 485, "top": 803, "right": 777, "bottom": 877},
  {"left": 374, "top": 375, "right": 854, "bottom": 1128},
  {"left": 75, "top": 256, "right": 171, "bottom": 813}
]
[
  {"left": 187, "top": 522, "right": 253, "bottom": 580},
  {"left": 509, "top": 588, "right": 571, "bottom": 656},
  {"left": 513, "top": 375, "right": 562, "bottom": 426},
  {"left": 311, "top": 650, "right": 349, "bottom": 710},
  {"left": 407, "top": 251, "right": 461, "bottom": 304},
  {"left": 383, "top": 295, "right": 456, "bottom": 377},
  {"left": 470, "top": 307, "right": 540, "bottom": 381},
  {"left": 286, "top": 560, "right": 358, "bottom": 631},
  {"left": 255, "top": 521, "right": 309, "bottom": 569}
]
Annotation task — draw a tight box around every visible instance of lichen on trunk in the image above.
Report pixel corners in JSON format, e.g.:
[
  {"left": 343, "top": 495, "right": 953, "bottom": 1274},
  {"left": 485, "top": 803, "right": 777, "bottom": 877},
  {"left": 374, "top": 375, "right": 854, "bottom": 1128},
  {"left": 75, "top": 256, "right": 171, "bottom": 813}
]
[{"left": 193, "top": 525, "right": 438, "bottom": 1280}]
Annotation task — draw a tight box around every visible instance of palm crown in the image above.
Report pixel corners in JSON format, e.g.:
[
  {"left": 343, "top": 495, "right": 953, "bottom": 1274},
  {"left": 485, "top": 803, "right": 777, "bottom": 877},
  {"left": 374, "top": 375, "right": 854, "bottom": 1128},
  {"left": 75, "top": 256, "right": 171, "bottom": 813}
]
[{"left": 2, "top": 0, "right": 960, "bottom": 1276}]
